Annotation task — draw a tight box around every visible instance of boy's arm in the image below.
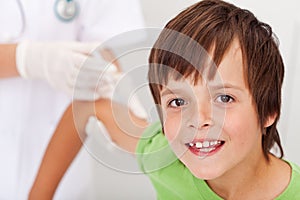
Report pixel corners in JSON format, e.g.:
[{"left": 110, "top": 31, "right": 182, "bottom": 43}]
[{"left": 29, "top": 99, "right": 148, "bottom": 199}]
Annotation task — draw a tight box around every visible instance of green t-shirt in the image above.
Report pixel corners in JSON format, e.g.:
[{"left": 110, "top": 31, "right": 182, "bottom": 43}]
[{"left": 136, "top": 122, "right": 300, "bottom": 199}]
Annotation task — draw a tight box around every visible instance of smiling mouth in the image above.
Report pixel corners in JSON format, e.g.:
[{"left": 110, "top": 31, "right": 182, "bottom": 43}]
[{"left": 185, "top": 140, "right": 225, "bottom": 156}]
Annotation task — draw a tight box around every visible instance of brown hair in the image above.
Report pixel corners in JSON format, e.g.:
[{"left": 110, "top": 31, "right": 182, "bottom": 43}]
[{"left": 148, "top": 0, "right": 284, "bottom": 160}]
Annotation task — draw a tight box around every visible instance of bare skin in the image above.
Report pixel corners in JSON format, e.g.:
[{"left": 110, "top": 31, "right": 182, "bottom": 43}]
[{"left": 0, "top": 44, "right": 19, "bottom": 77}]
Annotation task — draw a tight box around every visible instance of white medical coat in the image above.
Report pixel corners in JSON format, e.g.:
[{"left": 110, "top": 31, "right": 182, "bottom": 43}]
[{"left": 0, "top": 0, "right": 144, "bottom": 199}]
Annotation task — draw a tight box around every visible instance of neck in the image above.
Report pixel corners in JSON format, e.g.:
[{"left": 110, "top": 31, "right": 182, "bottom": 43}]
[{"left": 206, "top": 153, "right": 286, "bottom": 200}]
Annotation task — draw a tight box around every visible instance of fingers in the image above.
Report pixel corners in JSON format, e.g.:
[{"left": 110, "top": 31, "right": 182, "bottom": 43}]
[{"left": 65, "top": 41, "right": 100, "bottom": 54}]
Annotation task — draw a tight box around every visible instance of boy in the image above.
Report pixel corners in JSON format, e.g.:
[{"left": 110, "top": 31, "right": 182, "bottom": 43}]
[{"left": 30, "top": 0, "right": 300, "bottom": 199}]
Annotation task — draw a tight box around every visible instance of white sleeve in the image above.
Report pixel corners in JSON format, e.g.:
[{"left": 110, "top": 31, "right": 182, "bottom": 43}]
[{"left": 77, "top": 0, "right": 145, "bottom": 43}]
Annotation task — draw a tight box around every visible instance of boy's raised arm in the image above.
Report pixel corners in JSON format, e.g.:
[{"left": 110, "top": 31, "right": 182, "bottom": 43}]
[{"left": 29, "top": 99, "right": 148, "bottom": 199}]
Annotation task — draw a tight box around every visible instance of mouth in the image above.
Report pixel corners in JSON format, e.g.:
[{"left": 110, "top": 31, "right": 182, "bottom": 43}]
[{"left": 185, "top": 140, "right": 225, "bottom": 157}]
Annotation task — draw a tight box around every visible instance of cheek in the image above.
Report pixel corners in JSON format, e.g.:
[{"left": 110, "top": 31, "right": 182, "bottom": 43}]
[
  {"left": 224, "top": 110, "right": 260, "bottom": 144},
  {"left": 163, "top": 112, "right": 183, "bottom": 141},
  {"left": 225, "top": 116, "right": 246, "bottom": 138}
]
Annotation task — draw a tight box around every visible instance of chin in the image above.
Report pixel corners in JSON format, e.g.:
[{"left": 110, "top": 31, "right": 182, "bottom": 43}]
[
  {"left": 193, "top": 171, "right": 220, "bottom": 180},
  {"left": 187, "top": 163, "right": 224, "bottom": 180}
]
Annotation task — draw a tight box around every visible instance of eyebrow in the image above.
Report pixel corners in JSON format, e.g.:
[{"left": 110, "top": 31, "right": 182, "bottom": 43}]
[
  {"left": 160, "top": 82, "right": 244, "bottom": 97},
  {"left": 161, "top": 88, "right": 186, "bottom": 97},
  {"left": 209, "top": 83, "right": 244, "bottom": 91}
]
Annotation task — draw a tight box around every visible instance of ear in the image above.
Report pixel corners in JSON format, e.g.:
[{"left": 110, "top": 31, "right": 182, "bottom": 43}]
[{"left": 263, "top": 113, "right": 277, "bottom": 128}]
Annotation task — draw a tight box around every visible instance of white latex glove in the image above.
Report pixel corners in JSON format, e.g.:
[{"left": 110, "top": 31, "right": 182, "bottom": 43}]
[
  {"left": 15, "top": 41, "right": 108, "bottom": 100},
  {"left": 84, "top": 72, "right": 149, "bottom": 138},
  {"left": 101, "top": 71, "right": 148, "bottom": 119},
  {"left": 73, "top": 59, "right": 119, "bottom": 101},
  {"left": 85, "top": 115, "right": 115, "bottom": 148},
  {"left": 76, "top": 57, "right": 148, "bottom": 118}
]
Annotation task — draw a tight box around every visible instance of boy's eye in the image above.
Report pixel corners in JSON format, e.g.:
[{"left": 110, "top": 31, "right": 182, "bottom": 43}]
[
  {"left": 216, "top": 95, "right": 234, "bottom": 103},
  {"left": 168, "top": 98, "right": 187, "bottom": 107}
]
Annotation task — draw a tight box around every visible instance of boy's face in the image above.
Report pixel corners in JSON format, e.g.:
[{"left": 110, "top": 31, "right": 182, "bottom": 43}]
[{"left": 160, "top": 39, "right": 265, "bottom": 180}]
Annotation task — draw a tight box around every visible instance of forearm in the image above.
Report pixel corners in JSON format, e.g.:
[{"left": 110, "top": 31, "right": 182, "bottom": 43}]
[
  {"left": 0, "top": 44, "right": 20, "bottom": 78},
  {"left": 29, "top": 103, "right": 88, "bottom": 200}
]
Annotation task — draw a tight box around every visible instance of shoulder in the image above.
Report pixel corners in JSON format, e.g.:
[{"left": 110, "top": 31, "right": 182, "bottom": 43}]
[
  {"left": 136, "top": 122, "right": 178, "bottom": 173},
  {"left": 290, "top": 161, "right": 300, "bottom": 185},
  {"left": 289, "top": 161, "right": 300, "bottom": 183},
  {"left": 136, "top": 121, "right": 164, "bottom": 154},
  {"left": 276, "top": 161, "right": 300, "bottom": 199}
]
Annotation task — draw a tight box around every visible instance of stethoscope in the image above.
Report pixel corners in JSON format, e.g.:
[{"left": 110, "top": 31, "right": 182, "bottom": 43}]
[
  {"left": 12, "top": 0, "right": 78, "bottom": 41},
  {"left": 54, "top": 0, "right": 78, "bottom": 22}
]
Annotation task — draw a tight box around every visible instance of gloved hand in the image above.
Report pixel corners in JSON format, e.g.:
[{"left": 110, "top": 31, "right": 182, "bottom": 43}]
[
  {"left": 73, "top": 58, "right": 119, "bottom": 101},
  {"left": 76, "top": 57, "right": 148, "bottom": 118},
  {"left": 15, "top": 41, "right": 110, "bottom": 100},
  {"left": 101, "top": 71, "right": 148, "bottom": 119},
  {"left": 84, "top": 71, "right": 149, "bottom": 137},
  {"left": 85, "top": 115, "right": 114, "bottom": 148}
]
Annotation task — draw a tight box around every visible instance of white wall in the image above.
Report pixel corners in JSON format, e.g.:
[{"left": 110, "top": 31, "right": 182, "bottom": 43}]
[{"left": 141, "top": 0, "right": 198, "bottom": 28}]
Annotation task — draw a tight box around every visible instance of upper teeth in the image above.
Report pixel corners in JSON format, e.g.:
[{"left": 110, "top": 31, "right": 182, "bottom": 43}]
[{"left": 189, "top": 140, "right": 221, "bottom": 148}]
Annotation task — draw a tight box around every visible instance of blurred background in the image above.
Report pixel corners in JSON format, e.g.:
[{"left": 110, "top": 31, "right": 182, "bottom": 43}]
[{"left": 20, "top": 0, "right": 299, "bottom": 199}]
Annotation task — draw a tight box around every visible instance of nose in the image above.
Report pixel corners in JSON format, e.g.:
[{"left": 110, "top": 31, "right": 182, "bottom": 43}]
[{"left": 188, "top": 99, "right": 214, "bottom": 130}]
